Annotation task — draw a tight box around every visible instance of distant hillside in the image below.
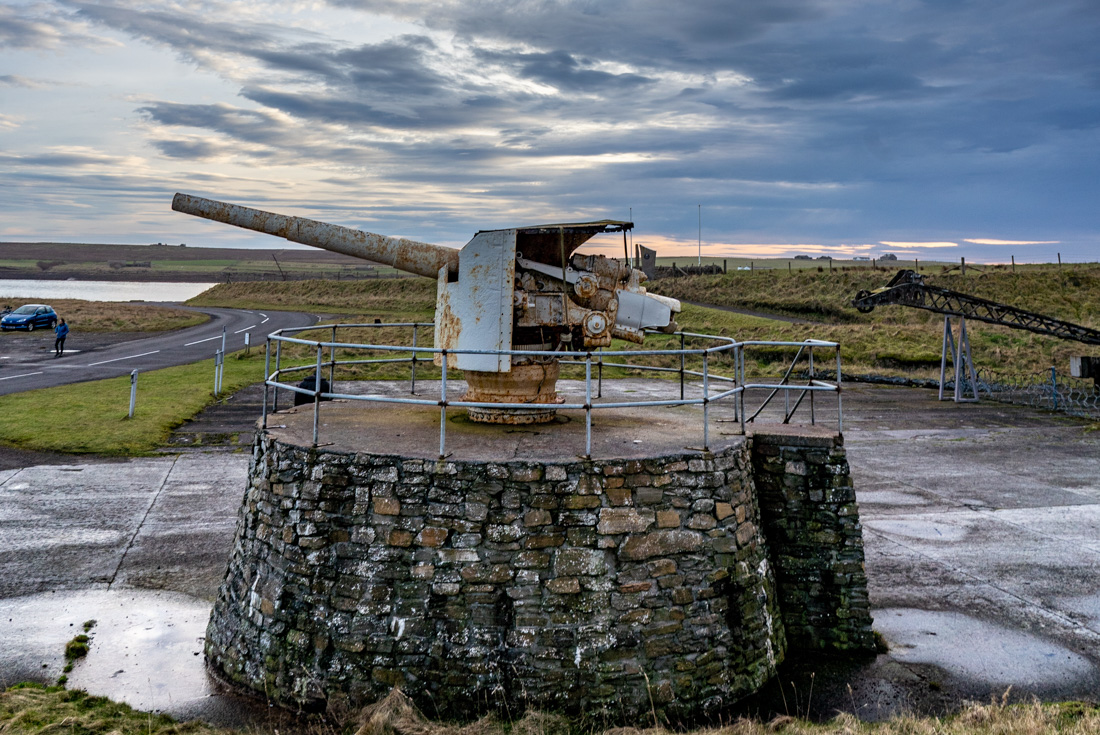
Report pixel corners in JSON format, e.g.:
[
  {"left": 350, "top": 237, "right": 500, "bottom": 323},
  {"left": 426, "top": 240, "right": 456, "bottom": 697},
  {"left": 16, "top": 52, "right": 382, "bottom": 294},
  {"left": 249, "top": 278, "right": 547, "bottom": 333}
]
[{"left": 0, "top": 241, "right": 396, "bottom": 282}]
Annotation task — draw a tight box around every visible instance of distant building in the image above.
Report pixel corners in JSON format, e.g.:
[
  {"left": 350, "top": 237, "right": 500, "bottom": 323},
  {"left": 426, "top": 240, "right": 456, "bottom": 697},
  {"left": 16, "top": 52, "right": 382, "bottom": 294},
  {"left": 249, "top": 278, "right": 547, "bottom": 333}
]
[
  {"left": 794, "top": 254, "right": 812, "bottom": 260},
  {"left": 880, "top": 253, "right": 898, "bottom": 261}
]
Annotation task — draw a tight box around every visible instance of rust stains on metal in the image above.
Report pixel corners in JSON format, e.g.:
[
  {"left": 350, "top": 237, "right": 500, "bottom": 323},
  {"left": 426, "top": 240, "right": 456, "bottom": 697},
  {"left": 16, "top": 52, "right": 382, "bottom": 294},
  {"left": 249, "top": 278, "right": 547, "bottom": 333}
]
[{"left": 463, "top": 363, "right": 561, "bottom": 424}]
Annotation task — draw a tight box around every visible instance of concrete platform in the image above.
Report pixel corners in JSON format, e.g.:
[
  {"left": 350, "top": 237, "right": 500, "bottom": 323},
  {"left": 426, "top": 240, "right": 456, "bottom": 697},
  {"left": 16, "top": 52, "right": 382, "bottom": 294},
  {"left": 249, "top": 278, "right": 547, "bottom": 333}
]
[{"left": 1, "top": 381, "right": 1098, "bottom": 725}]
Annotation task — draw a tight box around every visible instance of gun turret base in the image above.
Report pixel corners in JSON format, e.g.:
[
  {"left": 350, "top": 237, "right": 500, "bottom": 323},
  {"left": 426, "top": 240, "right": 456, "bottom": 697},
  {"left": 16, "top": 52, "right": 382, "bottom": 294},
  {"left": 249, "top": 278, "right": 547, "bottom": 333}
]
[{"left": 463, "top": 363, "right": 561, "bottom": 425}]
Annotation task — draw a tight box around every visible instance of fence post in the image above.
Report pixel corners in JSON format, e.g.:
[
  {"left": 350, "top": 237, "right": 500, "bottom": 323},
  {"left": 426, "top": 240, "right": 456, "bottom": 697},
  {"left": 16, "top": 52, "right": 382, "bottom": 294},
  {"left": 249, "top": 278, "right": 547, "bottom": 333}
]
[
  {"left": 1051, "top": 366, "right": 1058, "bottom": 410},
  {"left": 313, "top": 345, "right": 322, "bottom": 446},
  {"left": 679, "top": 332, "right": 686, "bottom": 400},
  {"left": 128, "top": 369, "right": 138, "bottom": 418},
  {"left": 262, "top": 338, "right": 271, "bottom": 429},
  {"left": 439, "top": 351, "right": 448, "bottom": 458},
  {"left": 214, "top": 350, "right": 222, "bottom": 395},
  {"left": 585, "top": 354, "right": 593, "bottom": 458},
  {"left": 411, "top": 325, "right": 418, "bottom": 394}
]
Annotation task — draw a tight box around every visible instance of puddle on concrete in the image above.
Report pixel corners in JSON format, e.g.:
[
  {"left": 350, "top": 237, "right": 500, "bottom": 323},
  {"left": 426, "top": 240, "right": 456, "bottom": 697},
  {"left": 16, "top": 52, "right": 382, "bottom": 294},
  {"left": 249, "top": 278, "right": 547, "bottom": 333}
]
[
  {"left": 0, "top": 588, "right": 310, "bottom": 730},
  {"left": 1057, "top": 590, "right": 1100, "bottom": 630},
  {"left": 875, "top": 608, "right": 1097, "bottom": 690},
  {"left": 864, "top": 518, "right": 972, "bottom": 542},
  {"left": 857, "top": 489, "right": 935, "bottom": 507}
]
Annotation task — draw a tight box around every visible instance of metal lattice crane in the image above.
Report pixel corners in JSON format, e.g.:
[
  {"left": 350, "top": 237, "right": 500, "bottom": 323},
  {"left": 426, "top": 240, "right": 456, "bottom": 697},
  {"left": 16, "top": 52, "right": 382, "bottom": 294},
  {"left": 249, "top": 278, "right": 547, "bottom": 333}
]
[
  {"left": 851, "top": 269, "right": 1100, "bottom": 402},
  {"left": 852, "top": 269, "right": 1100, "bottom": 345}
]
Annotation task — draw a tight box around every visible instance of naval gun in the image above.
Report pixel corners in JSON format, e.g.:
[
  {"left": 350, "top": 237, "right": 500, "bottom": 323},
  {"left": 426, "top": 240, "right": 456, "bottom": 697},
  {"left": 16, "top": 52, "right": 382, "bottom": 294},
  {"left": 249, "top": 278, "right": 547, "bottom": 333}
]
[{"left": 172, "top": 193, "right": 681, "bottom": 423}]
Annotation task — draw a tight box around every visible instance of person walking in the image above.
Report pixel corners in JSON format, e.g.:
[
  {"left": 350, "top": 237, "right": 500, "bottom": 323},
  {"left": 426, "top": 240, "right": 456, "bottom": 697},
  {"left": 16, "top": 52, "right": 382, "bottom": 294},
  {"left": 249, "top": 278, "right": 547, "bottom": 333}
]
[{"left": 54, "top": 318, "right": 69, "bottom": 356}]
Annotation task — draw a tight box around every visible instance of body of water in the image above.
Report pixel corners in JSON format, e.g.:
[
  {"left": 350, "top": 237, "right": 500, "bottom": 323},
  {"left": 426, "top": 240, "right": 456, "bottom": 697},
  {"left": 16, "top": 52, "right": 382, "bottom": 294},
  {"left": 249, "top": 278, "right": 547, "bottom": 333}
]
[{"left": 0, "top": 279, "right": 216, "bottom": 303}]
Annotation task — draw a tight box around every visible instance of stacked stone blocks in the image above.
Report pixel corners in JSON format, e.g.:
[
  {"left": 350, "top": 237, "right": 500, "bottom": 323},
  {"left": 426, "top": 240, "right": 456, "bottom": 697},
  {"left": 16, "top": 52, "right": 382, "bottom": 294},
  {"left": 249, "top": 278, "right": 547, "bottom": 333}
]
[
  {"left": 750, "top": 430, "right": 875, "bottom": 653},
  {"left": 205, "top": 428, "right": 872, "bottom": 723}
]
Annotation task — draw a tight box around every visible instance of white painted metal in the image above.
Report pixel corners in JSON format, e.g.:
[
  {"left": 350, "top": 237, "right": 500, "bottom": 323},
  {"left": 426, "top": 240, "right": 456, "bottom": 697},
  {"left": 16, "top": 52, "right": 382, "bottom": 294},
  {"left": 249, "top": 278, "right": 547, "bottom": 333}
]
[
  {"left": 434, "top": 230, "right": 516, "bottom": 373},
  {"left": 615, "top": 289, "right": 673, "bottom": 331}
]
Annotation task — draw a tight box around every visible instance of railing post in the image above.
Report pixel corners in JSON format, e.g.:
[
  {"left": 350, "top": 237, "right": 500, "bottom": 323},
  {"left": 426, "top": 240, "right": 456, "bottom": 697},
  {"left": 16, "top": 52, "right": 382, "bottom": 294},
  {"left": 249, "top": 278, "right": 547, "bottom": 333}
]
[
  {"left": 783, "top": 354, "right": 790, "bottom": 418},
  {"left": 585, "top": 354, "right": 593, "bottom": 458},
  {"left": 680, "top": 332, "right": 686, "bottom": 400},
  {"left": 702, "top": 352, "right": 709, "bottom": 452},
  {"left": 809, "top": 346, "right": 816, "bottom": 425},
  {"left": 836, "top": 344, "right": 844, "bottom": 434},
  {"left": 411, "top": 325, "right": 418, "bottom": 394},
  {"left": 739, "top": 346, "right": 746, "bottom": 435},
  {"left": 313, "top": 345, "right": 322, "bottom": 446},
  {"left": 439, "top": 351, "right": 448, "bottom": 458},
  {"left": 597, "top": 346, "right": 603, "bottom": 399},
  {"left": 329, "top": 324, "right": 337, "bottom": 387},
  {"left": 262, "top": 338, "right": 271, "bottom": 429},
  {"left": 273, "top": 340, "right": 283, "bottom": 413}
]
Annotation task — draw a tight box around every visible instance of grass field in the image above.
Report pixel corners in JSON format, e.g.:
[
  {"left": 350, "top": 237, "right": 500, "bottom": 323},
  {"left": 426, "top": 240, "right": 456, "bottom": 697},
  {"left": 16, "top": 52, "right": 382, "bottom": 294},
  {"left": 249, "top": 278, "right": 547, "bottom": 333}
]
[
  {"left": 2, "top": 263, "right": 1093, "bottom": 454},
  {"left": 189, "top": 264, "right": 1100, "bottom": 382},
  {"left": 0, "top": 353, "right": 266, "bottom": 454},
  {"left": 0, "top": 241, "right": 403, "bottom": 282},
  {"left": 1, "top": 299, "right": 207, "bottom": 333}
]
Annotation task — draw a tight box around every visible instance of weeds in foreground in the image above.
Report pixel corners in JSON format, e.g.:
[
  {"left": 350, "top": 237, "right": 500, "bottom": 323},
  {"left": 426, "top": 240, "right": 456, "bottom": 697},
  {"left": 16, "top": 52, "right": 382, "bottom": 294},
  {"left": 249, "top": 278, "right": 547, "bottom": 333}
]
[{"left": 3, "top": 685, "right": 1100, "bottom": 735}]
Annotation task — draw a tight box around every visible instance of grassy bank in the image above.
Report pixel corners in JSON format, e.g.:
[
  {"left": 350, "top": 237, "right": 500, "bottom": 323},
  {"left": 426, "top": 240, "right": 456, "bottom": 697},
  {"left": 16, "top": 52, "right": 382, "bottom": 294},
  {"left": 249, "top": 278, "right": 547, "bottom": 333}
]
[
  {"left": 647, "top": 264, "right": 1100, "bottom": 381},
  {"left": 191, "top": 268, "right": 1100, "bottom": 382},
  {"left": 188, "top": 277, "right": 435, "bottom": 320},
  {"left": 4, "top": 684, "right": 1100, "bottom": 735},
  {"left": 647, "top": 264, "right": 1100, "bottom": 325},
  {"left": 0, "top": 352, "right": 266, "bottom": 454},
  {"left": 1, "top": 299, "right": 206, "bottom": 333},
  {"left": 0, "top": 241, "right": 401, "bottom": 282}
]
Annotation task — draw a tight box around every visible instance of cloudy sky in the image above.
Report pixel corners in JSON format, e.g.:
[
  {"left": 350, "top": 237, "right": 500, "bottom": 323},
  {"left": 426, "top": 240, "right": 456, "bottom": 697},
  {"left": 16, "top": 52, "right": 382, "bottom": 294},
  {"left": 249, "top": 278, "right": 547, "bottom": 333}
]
[{"left": 2, "top": 0, "right": 1098, "bottom": 262}]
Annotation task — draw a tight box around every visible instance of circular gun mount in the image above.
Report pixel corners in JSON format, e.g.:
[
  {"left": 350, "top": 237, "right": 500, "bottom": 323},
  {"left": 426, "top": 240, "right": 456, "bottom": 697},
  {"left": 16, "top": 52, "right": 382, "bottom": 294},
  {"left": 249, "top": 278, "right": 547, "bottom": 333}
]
[{"left": 172, "top": 193, "right": 683, "bottom": 424}]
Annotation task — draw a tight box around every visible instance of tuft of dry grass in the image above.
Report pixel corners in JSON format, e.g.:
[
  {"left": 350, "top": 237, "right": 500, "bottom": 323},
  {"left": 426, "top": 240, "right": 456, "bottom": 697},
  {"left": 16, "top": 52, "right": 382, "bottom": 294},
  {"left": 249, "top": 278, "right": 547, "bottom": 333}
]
[
  {"left": 0, "top": 684, "right": 231, "bottom": 735},
  {"left": 4, "top": 684, "right": 1100, "bottom": 735}
]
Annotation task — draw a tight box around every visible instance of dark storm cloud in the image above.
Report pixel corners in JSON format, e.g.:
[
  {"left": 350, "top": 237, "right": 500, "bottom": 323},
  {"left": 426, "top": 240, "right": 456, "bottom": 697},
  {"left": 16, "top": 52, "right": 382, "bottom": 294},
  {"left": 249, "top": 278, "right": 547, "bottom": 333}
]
[
  {"left": 151, "top": 138, "right": 229, "bottom": 161},
  {"left": 14, "top": 0, "right": 1098, "bottom": 259},
  {"left": 0, "top": 2, "right": 105, "bottom": 49},
  {"left": 335, "top": 36, "right": 451, "bottom": 95},
  {"left": 476, "top": 49, "right": 653, "bottom": 91},
  {"left": 65, "top": 1, "right": 279, "bottom": 62},
  {"left": 237, "top": 86, "right": 485, "bottom": 130},
  {"left": 0, "top": 150, "right": 120, "bottom": 168},
  {"left": 138, "top": 102, "right": 290, "bottom": 147},
  {"left": 330, "top": 0, "right": 823, "bottom": 71}
]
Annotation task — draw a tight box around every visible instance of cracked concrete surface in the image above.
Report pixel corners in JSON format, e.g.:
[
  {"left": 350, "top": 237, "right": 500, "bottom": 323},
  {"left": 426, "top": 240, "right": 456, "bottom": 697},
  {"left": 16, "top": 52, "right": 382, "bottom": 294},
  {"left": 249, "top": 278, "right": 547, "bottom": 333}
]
[{"left": 1, "top": 381, "right": 1098, "bottom": 724}]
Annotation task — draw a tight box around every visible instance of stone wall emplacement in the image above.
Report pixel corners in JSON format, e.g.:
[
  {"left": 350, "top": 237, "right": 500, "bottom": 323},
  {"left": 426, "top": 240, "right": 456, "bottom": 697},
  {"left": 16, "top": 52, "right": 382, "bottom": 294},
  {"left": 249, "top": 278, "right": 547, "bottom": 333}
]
[{"left": 205, "top": 430, "right": 872, "bottom": 723}]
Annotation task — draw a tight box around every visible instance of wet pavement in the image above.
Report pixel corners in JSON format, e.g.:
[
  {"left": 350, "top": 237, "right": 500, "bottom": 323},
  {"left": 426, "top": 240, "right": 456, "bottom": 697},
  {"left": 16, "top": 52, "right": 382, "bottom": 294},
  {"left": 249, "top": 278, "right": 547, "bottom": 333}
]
[{"left": 0, "top": 381, "right": 1098, "bottom": 725}]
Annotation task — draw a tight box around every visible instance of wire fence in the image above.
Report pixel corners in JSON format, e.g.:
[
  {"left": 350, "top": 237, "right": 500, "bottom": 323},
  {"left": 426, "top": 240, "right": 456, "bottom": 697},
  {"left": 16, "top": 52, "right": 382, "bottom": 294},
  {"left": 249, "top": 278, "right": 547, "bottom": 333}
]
[{"left": 972, "top": 366, "right": 1100, "bottom": 420}]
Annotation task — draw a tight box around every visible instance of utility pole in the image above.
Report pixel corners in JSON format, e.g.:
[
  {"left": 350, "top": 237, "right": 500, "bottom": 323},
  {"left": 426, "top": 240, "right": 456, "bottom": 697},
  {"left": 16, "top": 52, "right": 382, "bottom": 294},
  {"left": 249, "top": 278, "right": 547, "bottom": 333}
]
[
  {"left": 629, "top": 207, "right": 633, "bottom": 268},
  {"left": 697, "top": 205, "right": 702, "bottom": 266}
]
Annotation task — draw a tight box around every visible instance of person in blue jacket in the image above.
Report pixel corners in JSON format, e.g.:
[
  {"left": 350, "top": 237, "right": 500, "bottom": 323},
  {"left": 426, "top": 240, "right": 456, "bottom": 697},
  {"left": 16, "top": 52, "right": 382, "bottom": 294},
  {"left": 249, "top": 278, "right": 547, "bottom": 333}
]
[{"left": 54, "top": 318, "right": 69, "bottom": 356}]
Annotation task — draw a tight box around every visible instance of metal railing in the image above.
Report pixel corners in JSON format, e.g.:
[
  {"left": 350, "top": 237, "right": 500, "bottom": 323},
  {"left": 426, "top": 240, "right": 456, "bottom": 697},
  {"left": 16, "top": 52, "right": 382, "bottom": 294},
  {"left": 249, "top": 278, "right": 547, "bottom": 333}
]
[{"left": 261, "top": 323, "right": 843, "bottom": 457}]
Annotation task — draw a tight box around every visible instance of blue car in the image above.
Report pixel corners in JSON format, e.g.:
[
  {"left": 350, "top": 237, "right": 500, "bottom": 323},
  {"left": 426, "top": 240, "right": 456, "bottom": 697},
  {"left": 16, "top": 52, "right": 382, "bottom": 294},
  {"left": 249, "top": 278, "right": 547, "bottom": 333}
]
[{"left": 1, "top": 304, "right": 58, "bottom": 331}]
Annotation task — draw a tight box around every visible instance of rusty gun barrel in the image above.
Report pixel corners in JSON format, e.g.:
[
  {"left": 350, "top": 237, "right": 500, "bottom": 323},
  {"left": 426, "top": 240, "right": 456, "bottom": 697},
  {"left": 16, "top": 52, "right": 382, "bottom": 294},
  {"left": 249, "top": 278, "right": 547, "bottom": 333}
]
[{"left": 172, "top": 193, "right": 458, "bottom": 279}]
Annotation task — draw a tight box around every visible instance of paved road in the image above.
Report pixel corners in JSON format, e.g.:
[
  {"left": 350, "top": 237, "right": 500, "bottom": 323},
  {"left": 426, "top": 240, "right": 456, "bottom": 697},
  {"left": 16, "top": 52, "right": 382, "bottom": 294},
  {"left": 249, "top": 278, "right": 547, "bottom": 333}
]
[{"left": 0, "top": 306, "right": 316, "bottom": 396}]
